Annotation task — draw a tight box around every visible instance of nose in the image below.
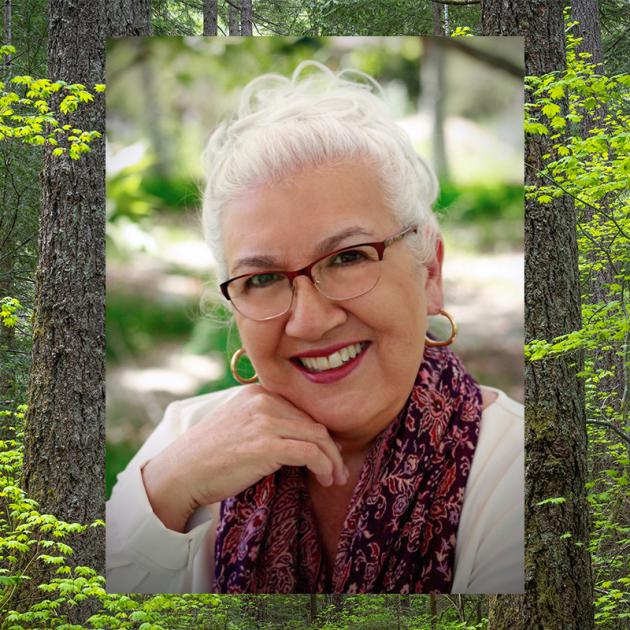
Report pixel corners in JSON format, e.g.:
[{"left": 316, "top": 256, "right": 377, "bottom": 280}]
[{"left": 284, "top": 275, "right": 347, "bottom": 341}]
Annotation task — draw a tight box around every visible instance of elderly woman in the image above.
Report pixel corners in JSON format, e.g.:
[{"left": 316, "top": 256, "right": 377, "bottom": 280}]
[{"left": 107, "top": 61, "right": 523, "bottom": 594}]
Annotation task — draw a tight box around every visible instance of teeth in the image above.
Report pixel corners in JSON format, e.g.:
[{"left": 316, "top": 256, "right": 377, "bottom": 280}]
[
  {"left": 329, "top": 352, "right": 343, "bottom": 368},
  {"left": 298, "top": 342, "right": 365, "bottom": 372}
]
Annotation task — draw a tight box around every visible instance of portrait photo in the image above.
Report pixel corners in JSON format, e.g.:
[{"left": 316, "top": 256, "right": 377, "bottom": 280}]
[{"left": 104, "top": 36, "right": 525, "bottom": 594}]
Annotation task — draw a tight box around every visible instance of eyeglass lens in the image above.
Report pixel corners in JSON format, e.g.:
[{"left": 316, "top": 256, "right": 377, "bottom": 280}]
[{"left": 228, "top": 244, "right": 382, "bottom": 320}]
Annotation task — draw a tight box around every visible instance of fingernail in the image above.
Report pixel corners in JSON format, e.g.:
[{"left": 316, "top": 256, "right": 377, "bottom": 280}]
[
  {"left": 343, "top": 465, "right": 350, "bottom": 481},
  {"left": 334, "top": 440, "right": 343, "bottom": 452},
  {"left": 322, "top": 474, "right": 333, "bottom": 487}
]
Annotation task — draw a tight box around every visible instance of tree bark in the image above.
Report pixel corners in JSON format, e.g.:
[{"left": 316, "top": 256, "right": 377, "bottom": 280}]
[
  {"left": 23, "top": 0, "right": 106, "bottom": 589},
  {"left": 572, "top": 0, "right": 627, "bottom": 583},
  {"left": 107, "top": 0, "right": 152, "bottom": 36},
  {"left": 203, "top": 0, "right": 217, "bottom": 36},
  {"left": 228, "top": 0, "right": 240, "bottom": 35},
  {"left": 421, "top": 38, "right": 450, "bottom": 183},
  {"left": 309, "top": 593, "right": 317, "bottom": 622},
  {"left": 432, "top": 1, "right": 444, "bottom": 36},
  {"left": 3, "top": 0, "right": 11, "bottom": 65},
  {"left": 481, "top": 2, "right": 594, "bottom": 629},
  {"left": 241, "top": 0, "right": 252, "bottom": 35},
  {"left": 571, "top": 0, "right": 603, "bottom": 68}
]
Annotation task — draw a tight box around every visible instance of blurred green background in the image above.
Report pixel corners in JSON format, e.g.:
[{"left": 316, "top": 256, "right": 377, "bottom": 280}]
[{"left": 106, "top": 36, "right": 524, "bottom": 498}]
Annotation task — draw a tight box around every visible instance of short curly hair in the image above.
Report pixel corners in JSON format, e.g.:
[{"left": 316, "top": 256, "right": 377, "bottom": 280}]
[{"left": 201, "top": 60, "right": 440, "bottom": 282}]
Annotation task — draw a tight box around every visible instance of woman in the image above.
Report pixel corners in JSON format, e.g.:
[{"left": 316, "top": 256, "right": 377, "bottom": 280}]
[{"left": 106, "top": 61, "right": 523, "bottom": 594}]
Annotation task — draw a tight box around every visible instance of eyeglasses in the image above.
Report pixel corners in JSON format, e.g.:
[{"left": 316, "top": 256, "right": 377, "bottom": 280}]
[{"left": 219, "top": 225, "right": 418, "bottom": 322}]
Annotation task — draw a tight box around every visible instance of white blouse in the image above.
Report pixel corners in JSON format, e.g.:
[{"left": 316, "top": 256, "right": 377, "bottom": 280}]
[{"left": 106, "top": 386, "right": 524, "bottom": 594}]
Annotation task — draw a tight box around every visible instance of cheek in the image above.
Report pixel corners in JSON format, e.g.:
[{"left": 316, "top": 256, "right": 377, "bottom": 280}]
[{"left": 237, "top": 320, "right": 284, "bottom": 379}]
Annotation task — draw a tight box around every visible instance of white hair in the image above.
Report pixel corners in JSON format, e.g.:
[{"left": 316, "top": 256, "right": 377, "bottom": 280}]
[{"left": 201, "top": 60, "right": 440, "bottom": 282}]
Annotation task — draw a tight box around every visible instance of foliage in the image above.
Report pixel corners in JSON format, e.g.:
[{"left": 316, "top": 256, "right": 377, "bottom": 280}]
[
  {"left": 451, "top": 26, "right": 473, "bottom": 38},
  {"left": 522, "top": 16, "right": 630, "bottom": 628},
  {"left": 524, "top": 25, "right": 629, "bottom": 362},
  {"left": 0, "top": 46, "right": 103, "bottom": 159},
  {"left": 1, "top": 403, "right": 225, "bottom": 628},
  {"left": 1, "top": 401, "right": 488, "bottom": 628},
  {"left": 0, "top": 298, "right": 23, "bottom": 329}
]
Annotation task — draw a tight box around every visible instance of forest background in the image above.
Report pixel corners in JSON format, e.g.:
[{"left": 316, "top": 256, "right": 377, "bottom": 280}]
[{"left": 0, "top": 1, "right": 628, "bottom": 630}]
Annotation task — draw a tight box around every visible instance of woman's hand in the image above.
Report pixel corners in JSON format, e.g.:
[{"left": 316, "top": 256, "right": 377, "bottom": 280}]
[{"left": 141, "top": 385, "right": 348, "bottom": 532}]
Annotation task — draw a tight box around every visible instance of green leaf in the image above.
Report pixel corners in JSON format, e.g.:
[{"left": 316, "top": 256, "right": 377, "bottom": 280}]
[
  {"left": 536, "top": 497, "right": 567, "bottom": 507},
  {"left": 550, "top": 116, "right": 567, "bottom": 129},
  {"left": 542, "top": 102, "right": 561, "bottom": 118}
]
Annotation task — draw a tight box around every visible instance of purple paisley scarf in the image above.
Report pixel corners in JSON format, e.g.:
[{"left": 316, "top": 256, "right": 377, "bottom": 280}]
[{"left": 214, "top": 345, "right": 482, "bottom": 593}]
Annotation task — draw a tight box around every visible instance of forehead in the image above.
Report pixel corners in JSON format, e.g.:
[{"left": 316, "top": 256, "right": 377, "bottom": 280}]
[{"left": 221, "top": 162, "right": 398, "bottom": 273}]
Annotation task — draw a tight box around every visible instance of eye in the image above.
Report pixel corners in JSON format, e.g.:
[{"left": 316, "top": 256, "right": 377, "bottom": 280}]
[
  {"left": 245, "top": 272, "right": 284, "bottom": 289},
  {"left": 329, "top": 248, "right": 371, "bottom": 266}
]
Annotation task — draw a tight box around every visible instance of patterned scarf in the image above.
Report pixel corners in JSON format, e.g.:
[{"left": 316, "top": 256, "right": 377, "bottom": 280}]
[{"left": 214, "top": 345, "right": 482, "bottom": 593}]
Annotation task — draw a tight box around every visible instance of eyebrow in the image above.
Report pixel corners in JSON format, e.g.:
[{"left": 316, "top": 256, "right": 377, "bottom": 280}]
[{"left": 231, "top": 226, "right": 375, "bottom": 275}]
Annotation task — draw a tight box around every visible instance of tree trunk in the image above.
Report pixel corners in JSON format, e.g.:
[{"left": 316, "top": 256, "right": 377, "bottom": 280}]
[
  {"left": 23, "top": 0, "right": 106, "bottom": 595},
  {"left": 572, "top": 0, "right": 627, "bottom": 588},
  {"left": 241, "top": 0, "right": 252, "bottom": 35},
  {"left": 430, "top": 594, "right": 437, "bottom": 629},
  {"left": 0, "top": 238, "right": 16, "bottom": 409},
  {"left": 481, "top": 2, "right": 594, "bottom": 629},
  {"left": 107, "top": 0, "right": 152, "bottom": 35},
  {"left": 421, "top": 38, "right": 449, "bottom": 183},
  {"left": 0, "top": 0, "right": 45, "bottom": 418},
  {"left": 2, "top": 0, "right": 11, "bottom": 65},
  {"left": 203, "top": 0, "right": 217, "bottom": 36},
  {"left": 228, "top": 0, "right": 240, "bottom": 35},
  {"left": 309, "top": 593, "right": 317, "bottom": 622},
  {"left": 432, "top": 1, "right": 444, "bottom": 36},
  {"left": 571, "top": 0, "right": 603, "bottom": 68}
]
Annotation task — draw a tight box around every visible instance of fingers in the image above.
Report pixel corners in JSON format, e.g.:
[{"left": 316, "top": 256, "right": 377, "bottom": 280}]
[
  {"left": 275, "top": 439, "right": 338, "bottom": 487},
  {"left": 238, "top": 386, "right": 349, "bottom": 487},
  {"left": 270, "top": 415, "right": 348, "bottom": 486}
]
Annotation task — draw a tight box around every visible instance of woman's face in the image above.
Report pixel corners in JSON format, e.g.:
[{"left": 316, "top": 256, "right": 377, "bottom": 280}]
[{"left": 221, "top": 162, "right": 443, "bottom": 447}]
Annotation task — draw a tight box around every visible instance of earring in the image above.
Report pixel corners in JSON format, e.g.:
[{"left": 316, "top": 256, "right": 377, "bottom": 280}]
[
  {"left": 230, "top": 348, "right": 258, "bottom": 384},
  {"left": 425, "top": 309, "right": 457, "bottom": 347}
]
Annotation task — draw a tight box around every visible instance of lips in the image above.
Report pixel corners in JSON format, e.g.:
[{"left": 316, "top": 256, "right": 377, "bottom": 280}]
[
  {"left": 290, "top": 341, "right": 371, "bottom": 384},
  {"left": 295, "top": 342, "right": 366, "bottom": 372}
]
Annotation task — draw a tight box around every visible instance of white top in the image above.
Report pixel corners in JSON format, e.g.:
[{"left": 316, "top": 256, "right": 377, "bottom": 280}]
[{"left": 106, "top": 386, "right": 524, "bottom": 594}]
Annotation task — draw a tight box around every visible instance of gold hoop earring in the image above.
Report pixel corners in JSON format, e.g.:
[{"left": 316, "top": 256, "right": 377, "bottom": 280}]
[
  {"left": 425, "top": 309, "right": 457, "bottom": 347},
  {"left": 230, "top": 348, "right": 258, "bottom": 384}
]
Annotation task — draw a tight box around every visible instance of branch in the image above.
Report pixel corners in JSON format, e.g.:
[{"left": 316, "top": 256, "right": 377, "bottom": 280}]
[
  {"left": 525, "top": 162, "right": 630, "bottom": 242},
  {"left": 436, "top": 38, "right": 523, "bottom": 79},
  {"left": 587, "top": 419, "right": 630, "bottom": 446}
]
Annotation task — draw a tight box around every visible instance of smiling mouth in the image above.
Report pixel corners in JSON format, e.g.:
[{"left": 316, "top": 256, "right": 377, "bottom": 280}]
[{"left": 292, "top": 342, "right": 370, "bottom": 373}]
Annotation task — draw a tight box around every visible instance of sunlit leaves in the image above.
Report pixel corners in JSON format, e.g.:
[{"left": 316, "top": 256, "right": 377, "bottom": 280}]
[
  {"left": 524, "top": 16, "right": 630, "bottom": 624},
  {"left": 0, "top": 298, "right": 22, "bottom": 328},
  {"left": 542, "top": 102, "right": 561, "bottom": 118},
  {"left": 0, "top": 50, "right": 104, "bottom": 160}
]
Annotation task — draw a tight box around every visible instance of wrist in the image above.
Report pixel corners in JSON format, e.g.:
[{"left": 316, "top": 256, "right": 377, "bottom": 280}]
[{"left": 141, "top": 456, "right": 196, "bottom": 533}]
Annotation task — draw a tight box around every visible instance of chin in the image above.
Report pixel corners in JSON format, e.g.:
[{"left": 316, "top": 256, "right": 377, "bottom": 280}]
[{"left": 292, "top": 387, "right": 390, "bottom": 436}]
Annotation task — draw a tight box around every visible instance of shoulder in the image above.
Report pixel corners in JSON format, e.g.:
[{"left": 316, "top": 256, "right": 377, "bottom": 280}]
[
  {"left": 478, "top": 386, "right": 523, "bottom": 457},
  {"left": 472, "top": 386, "right": 523, "bottom": 498},
  {"left": 451, "top": 386, "right": 524, "bottom": 593}
]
